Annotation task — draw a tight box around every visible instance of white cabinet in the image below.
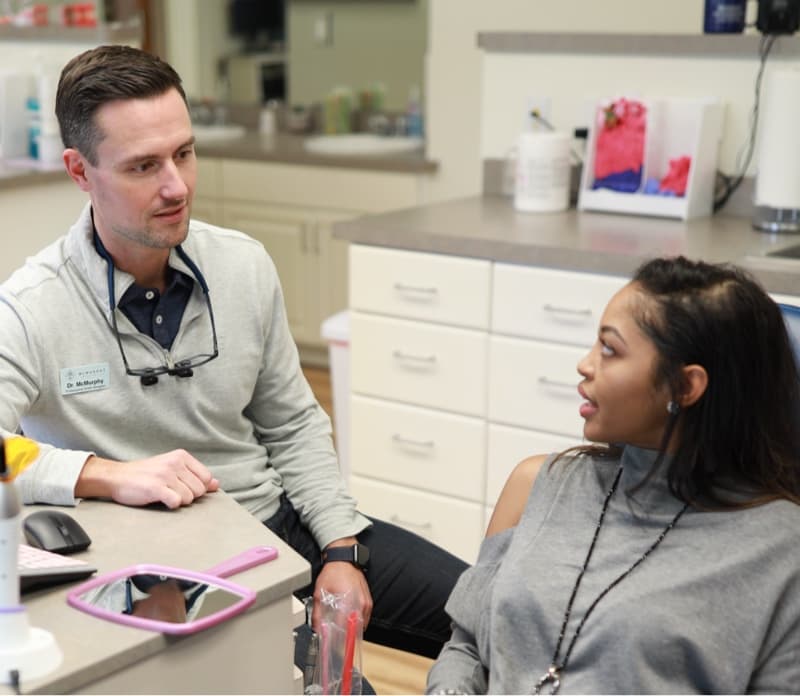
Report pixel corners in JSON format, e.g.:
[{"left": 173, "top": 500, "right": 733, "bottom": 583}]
[
  {"left": 192, "top": 157, "right": 424, "bottom": 360},
  {"left": 348, "top": 245, "right": 627, "bottom": 563},
  {"left": 488, "top": 336, "right": 586, "bottom": 436},
  {"left": 193, "top": 158, "right": 223, "bottom": 226},
  {"left": 222, "top": 200, "right": 351, "bottom": 347},
  {"left": 351, "top": 313, "right": 488, "bottom": 417},
  {"left": 0, "top": 178, "right": 87, "bottom": 283},
  {"left": 349, "top": 245, "right": 492, "bottom": 563}
]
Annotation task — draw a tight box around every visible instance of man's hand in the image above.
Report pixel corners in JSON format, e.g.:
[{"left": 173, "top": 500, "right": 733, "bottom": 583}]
[
  {"left": 131, "top": 580, "right": 188, "bottom": 623},
  {"left": 76, "top": 450, "right": 219, "bottom": 508},
  {"left": 312, "top": 538, "right": 373, "bottom": 631}
]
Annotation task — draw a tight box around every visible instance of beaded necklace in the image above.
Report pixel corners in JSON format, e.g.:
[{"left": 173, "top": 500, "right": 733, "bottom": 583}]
[{"left": 532, "top": 464, "right": 690, "bottom": 695}]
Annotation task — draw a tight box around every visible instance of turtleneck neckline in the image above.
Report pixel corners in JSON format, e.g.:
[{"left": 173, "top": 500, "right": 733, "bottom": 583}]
[{"left": 617, "top": 445, "right": 683, "bottom": 515}]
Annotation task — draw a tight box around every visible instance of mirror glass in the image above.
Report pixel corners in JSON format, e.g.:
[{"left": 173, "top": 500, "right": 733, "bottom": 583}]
[{"left": 66, "top": 563, "right": 256, "bottom": 635}]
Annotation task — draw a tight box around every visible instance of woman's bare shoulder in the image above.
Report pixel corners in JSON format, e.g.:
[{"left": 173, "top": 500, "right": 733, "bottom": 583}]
[{"left": 485, "top": 454, "right": 550, "bottom": 538}]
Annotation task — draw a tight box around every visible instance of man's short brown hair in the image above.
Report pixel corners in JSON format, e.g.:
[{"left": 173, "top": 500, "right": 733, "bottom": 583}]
[{"left": 55, "top": 44, "right": 188, "bottom": 165}]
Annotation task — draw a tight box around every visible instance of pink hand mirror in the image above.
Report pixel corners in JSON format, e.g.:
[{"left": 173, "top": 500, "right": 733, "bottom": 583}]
[{"left": 66, "top": 545, "right": 278, "bottom": 635}]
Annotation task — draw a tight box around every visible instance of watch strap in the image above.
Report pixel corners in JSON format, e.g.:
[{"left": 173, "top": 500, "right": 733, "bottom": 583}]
[{"left": 322, "top": 543, "right": 369, "bottom": 570}]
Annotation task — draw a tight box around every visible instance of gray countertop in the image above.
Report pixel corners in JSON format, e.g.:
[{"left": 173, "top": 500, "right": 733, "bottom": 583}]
[
  {"left": 0, "top": 131, "right": 437, "bottom": 192},
  {"left": 13, "top": 490, "right": 309, "bottom": 694},
  {"left": 0, "top": 161, "right": 70, "bottom": 190},
  {"left": 333, "top": 194, "right": 800, "bottom": 296}
]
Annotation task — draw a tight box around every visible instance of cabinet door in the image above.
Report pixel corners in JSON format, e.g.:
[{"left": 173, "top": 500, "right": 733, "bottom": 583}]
[
  {"left": 314, "top": 211, "right": 355, "bottom": 342},
  {"left": 492, "top": 263, "right": 627, "bottom": 346},
  {"left": 489, "top": 335, "right": 586, "bottom": 437},
  {"left": 223, "top": 201, "right": 316, "bottom": 344},
  {"left": 351, "top": 312, "right": 489, "bottom": 417},
  {"left": 351, "top": 394, "right": 486, "bottom": 502},
  {"left": 191, "top": 197, "right": 222, "bottom": 227},
  {"left": 349, "top": 475, "right": 483, "bottom": 563},
  {"left": 486, "top": 424, "right": 577, "bottom": 506}
]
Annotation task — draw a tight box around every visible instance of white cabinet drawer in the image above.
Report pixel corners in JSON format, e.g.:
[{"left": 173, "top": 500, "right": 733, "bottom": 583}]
[
  {"left": 488, "top": 336, "right": 585, "bottom": 437},
  {"left": 350, "top": 245, "right": 491, "bottom": 329},
  {"left": 196, "top": 157, "right": 221, "bottom": 199},
  {"left": 351, "top": 312, "right": 488, "bottom": 417},
  {"left": 350, "top": 476, "right": 482, "bottom": 563},
  {"left": 351, "top": 395, "right": 485, "bottom": 502},
  {"left": 492, "top": 264, "right": 627, "bottom": 346},
  {"left": 486, "top": 424, "right": 578, "bottom": 505}
]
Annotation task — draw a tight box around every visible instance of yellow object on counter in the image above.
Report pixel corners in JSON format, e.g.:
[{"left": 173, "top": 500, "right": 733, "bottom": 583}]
[
  {"left": 324, "top": 86, "right": 353, "bottom": 135},
  {"left": 0, "top": 436, "right": 39, "bottom": 481}
]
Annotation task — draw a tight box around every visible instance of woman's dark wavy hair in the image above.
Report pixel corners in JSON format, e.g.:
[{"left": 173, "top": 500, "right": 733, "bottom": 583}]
[
  {"left": 575, "top": 256, "right": 800, "bottom": 508},
  {"left": 56, "top": 45, "right": 187, "bottom": 165}
]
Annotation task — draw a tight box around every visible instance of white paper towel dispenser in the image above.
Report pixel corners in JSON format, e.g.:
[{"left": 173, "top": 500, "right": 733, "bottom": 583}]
[{"left": 753, "top": 68, "right": 800, "bottom": 233}]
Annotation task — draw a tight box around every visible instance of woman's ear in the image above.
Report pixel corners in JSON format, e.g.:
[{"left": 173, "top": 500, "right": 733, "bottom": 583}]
[{"left": 679, "top": 364, "right": 708, "bottom": 408}]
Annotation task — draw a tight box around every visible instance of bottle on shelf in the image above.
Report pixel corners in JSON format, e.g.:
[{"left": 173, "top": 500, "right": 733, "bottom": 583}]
[
  {"left": 26, "top": 95, "right": 40, "bottom": 160},
  {"left": 405, "top": 84, "right": 423, "bottom": 138}
]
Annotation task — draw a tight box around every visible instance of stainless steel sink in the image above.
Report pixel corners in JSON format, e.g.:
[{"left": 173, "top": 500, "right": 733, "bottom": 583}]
[{"left": 304, "top": 134, "right": 423, "bottom": 156}]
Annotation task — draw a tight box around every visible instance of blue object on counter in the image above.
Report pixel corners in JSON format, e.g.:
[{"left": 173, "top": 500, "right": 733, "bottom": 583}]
[
  {"left": 703, "top": 0, "right": 746, "bottom": 33},
  {"left": 643, "top": 177, "right": 678, "bottom": 197},
  {"left": 592, "top": 168, "right": 642, "bottom": 194},
  {"left": 26, "top": 96, "right": 40, "bottom": 160}
]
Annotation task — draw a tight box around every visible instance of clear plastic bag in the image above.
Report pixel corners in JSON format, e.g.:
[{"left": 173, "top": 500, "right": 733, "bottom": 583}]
[{"left": 304, "top": 590, "right": 364, "bottom": 695}]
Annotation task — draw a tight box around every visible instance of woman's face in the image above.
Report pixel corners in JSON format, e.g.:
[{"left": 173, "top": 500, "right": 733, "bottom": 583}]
[{"left": 577, "top": 283, "right": 671, "bottom": 448}]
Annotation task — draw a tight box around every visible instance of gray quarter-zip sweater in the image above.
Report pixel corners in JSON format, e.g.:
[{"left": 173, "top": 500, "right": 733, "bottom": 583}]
[
  {"left": 427, "top": 446, "right": 800, "bottom": 693},
  {"left": 0, "top": 204, "right": 369, "bottom": 548}
]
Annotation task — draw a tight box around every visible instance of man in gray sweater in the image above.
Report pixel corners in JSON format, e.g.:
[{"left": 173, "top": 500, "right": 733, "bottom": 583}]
[{"left": 0, "top": 45, "right": 465, "bottom": 665}]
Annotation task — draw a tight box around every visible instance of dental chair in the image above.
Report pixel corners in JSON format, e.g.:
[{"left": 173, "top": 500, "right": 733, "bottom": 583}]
[{"left": 779, "top": 303, "right": 800, "bottom": 368}]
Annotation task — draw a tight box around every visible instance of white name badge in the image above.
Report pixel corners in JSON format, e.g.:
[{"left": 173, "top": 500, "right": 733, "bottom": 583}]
[{"left": 60, "top": 363, "right": 111, "bottom": 395}]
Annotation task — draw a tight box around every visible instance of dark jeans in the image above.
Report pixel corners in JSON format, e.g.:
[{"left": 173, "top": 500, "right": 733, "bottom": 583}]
[{"left": 264, "top": 494, "right": 468, "bottom": 658}]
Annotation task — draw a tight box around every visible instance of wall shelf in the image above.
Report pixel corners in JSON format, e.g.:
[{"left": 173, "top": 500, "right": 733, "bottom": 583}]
[
  {"left": 0, "top": 20, "right": 140, "bottom": 44},
  {"left": 477, "top": 31, "right": 800, "bottom": 58}
]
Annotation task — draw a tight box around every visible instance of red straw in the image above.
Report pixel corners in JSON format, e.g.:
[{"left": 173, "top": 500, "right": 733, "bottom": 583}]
[
  {"left": 340, "top": 610, "right": 359, "bottom": 694},
  {"left": 320, "top": 622, "right": 330, "bottom": 694}
]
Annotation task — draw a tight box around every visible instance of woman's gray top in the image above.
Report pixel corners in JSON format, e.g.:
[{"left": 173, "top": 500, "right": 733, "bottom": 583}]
[{"left": 427, "top": 446, "right": 800, "bottom": 694}]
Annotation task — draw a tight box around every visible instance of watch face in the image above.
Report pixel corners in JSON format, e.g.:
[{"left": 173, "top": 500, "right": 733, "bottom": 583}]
[{"left": 354, "top": 543, "right": 369, "bottom": 567}]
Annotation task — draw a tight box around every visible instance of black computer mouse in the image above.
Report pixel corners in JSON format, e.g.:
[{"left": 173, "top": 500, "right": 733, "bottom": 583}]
[{"left": 23, "top": 510, "right": 92, "bottom": 555}]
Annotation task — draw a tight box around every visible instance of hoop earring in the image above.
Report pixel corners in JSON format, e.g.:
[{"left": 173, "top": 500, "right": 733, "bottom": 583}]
[{"left": 667, "top": 400, "right": 680, "bottom": 415}]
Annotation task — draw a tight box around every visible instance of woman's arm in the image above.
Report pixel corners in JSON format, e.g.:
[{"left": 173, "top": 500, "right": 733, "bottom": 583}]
[
  {"left": 425, "top": 625, "right": 489, "bottom": 694},
  {"left": 485, "top": 454, "right": 548, "bottom": 537}
]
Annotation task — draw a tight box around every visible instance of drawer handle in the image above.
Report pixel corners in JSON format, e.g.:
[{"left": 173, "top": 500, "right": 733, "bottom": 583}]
[
  {"left": 394, "top": 282, "right": 439, "bottom": 296},
  {"left": 390, "top": 515, "right": 433, "bottom": 532},
  {"left": 542, "top": 303, "right": 592, "bottom": 317},
  {"left": 392, "top": 350, "right": 437, "bottom": 365},
  {"left": 392, "top": 434, "right": 435, "bottom": 449},
  {"left": 538, "top": 376, "right": 577, "bottom": 391}
]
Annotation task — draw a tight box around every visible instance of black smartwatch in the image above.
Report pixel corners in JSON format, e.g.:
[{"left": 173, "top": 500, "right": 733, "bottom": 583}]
[{"left": 322, "top": 543, "right": 370, "bottom": 571}]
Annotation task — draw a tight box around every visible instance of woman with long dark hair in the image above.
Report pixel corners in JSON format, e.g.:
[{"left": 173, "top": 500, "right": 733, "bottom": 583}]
[{"left": 427, "top": 256, "right": 800, "bottom": 694}]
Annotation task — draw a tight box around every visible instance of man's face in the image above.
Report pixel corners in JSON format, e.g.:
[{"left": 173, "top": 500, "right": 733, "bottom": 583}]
[{"left": 80, "top": 88, "right": 197, "bottom": 258}]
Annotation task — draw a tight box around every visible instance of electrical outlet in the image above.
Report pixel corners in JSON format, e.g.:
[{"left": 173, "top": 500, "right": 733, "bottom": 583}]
[
  {"left": 313, "top": 12, "right": 335, "bottom": 46},
  {"left": 524, "top": 96, "right": 552, "bottom": 132}
]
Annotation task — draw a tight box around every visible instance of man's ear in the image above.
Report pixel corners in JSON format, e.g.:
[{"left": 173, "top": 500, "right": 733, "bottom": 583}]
[
  {"left": 679, "top": 364, "right": 708, "bottom": 408},
  {"left": 63, "top": 148, "right": 91, "bottom": 192}
]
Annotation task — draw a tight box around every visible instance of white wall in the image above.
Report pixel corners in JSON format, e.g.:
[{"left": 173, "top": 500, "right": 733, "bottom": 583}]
[
  {"left": 163, "top": 0, "right": 242, "bottom": 100},
  {"left": 480, "top": 51, "right": 781, "bottom": 175},
  {"left": 424, "top": 0, "right": 785, "bottom": 204}
]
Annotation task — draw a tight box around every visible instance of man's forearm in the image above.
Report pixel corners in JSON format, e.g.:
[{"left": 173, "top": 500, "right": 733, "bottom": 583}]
[{"left": 74, "top": 455, "right": 115, "bottom": 498}]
